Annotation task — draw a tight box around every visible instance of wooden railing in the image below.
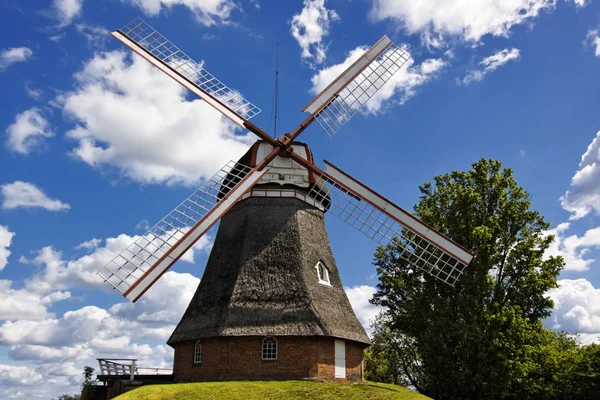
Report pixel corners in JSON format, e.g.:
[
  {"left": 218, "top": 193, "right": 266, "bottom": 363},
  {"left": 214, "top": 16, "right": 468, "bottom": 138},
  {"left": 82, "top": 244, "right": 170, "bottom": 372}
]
[
  {"left": 97, "top": 358, "right": 173, "bottom": 381},
  {"left": 98, "top": 359, "right": 137, "bottom": 381}
]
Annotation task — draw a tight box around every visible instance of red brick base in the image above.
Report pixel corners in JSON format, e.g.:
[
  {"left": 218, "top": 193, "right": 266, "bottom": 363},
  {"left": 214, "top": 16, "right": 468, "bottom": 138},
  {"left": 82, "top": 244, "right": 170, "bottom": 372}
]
[{"left": 172, "top": 336, "right": 367, "bottom": 382}]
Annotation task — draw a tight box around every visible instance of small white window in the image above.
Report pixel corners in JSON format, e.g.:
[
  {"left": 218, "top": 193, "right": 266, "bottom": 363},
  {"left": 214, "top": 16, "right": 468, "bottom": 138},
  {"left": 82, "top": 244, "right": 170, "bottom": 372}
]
[
  {"left": 194, "top": 340, "right": 202, "bottom": 363},
  {"left": 315, "top": 261, "right": 331, "bottom": 285},
  {"left": 262, "top": 337, "right": 277, "bottom": 360}
]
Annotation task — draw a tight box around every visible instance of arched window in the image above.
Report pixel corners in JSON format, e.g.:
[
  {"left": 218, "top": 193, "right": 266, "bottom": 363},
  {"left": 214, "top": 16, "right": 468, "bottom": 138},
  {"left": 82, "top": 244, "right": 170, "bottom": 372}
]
[
  {"left": 262, "top": 337, "right": 277, "bottom": 360},
  {"left": 315, "top": 261, "right": 330, "bottom": 285},
  {"left": 194, "top": 340, "right": 202, "bottom": 364}
]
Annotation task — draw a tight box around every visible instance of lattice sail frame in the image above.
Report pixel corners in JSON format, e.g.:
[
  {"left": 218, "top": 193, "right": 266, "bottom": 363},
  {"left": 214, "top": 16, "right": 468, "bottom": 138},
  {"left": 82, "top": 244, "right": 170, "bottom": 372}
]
[
  {"left": 306, "top": 173, "right": 469, "bottom": 286},
  {"left": 97, "top": 161, "right": 254, "bottom": 295},
  {"left": 118, "top": 17, "right": 261, "bottom": 120},
  {"left": 314, "top": 45, "right": 410, "bottom": 137}
]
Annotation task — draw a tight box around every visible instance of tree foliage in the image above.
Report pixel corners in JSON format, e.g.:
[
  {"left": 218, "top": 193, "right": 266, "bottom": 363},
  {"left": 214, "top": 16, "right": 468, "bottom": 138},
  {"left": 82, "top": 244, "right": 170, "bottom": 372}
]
[
  {"left": 81, "top": 366, "right": 96, "bottom": 389},
  {"left": 370, "top": 159, "right": 569, "bottom": 399}
]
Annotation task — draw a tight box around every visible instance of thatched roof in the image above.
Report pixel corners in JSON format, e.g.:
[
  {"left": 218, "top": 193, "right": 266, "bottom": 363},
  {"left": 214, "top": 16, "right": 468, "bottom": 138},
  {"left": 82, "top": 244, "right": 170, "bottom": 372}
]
[{"left": 168, "top": 196, "right": 370, "bottom": 346}]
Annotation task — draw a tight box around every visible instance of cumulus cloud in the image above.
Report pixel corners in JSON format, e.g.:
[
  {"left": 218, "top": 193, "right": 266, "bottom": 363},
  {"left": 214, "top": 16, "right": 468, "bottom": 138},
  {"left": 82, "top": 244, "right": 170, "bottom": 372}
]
[
  {"left": 0, "top": 268, "right": 194, "bottom": 394},
  {"left": 9, "top": 344, "right": 92, "bottom": 363},
  {"left": 53, "top": 0, "right": 83, "bottom": 26},
  {"left": 0, "top": 47, "right": 33, "bottom": 71},
  {"left": 0, "top": 280, "right": 70, "bottom": 322},
  {"left": 544, "top": 222, "right": 600, "bottom": 272},
  {"left": 0, "top": 225, "right": 15, "bottom": 272},
  {"left": 370, "top": 0, "right": 557, "bottom": 43},
  {"left": 74, "top": 238, "right": 101, "bottom": 251},
  {"left": 109, "top": 271, "right": 200, "bottom": 325},
  {"left": 461, "top": 48, "right": 520, "bottom": 85},
  {"left": 571, "top": 0, "right": 590, "bottom": 7},
  {"left": 0, "top": 228, "right": 201, "bottom": 398},
  {"left": 1, "top": 182, "right": 69, "bottom": 212},
  {"left": 311, "top": 46, "right": 444, "bottom": 114},
  {"left": 0, "top": 364, "right": 43, "bottom": 386},
  {"left": 127, "top": 0, "right": 236, "bottom": 26},
  {"left": 560, "top": 131, "right": 600, "bottom": 220},
  {"left": 345, "top": 285, "right": 383, "bottom": 334},
  {"left": 547, "top": 279, "right": 600, "bottom": 344},
  {"left": 59, "top": 50, "right": 254, "bottom": 186},
  {"left": 5, "top": 109, "right": 54, "bottom": 154},
  {"left": 22, "top": 232, "right": 211, "bottom": 294},
  {"left": 290, "top": 0, "right": 339, "bottom": 67},
  {"left": 587, "top": 30, "right": 600, "bottom": 57}
]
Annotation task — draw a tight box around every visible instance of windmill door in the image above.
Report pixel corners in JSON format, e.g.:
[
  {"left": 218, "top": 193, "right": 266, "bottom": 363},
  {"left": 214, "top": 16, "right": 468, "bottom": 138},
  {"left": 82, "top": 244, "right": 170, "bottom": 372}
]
[{"left": 334, "top": 340, "right": 346, "bottom": 378}]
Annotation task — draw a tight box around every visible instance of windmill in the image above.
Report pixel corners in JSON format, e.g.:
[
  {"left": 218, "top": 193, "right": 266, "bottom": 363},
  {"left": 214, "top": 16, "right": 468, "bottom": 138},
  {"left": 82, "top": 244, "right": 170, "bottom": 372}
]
[{"left": 98, "top": 18, "right": 473, "bottom": 382}]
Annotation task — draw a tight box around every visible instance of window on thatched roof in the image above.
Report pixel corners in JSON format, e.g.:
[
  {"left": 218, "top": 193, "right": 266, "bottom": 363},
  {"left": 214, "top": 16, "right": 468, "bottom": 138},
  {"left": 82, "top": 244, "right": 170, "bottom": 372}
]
[
  {"left": 262, "top": 337, "right": 277, "bottom": 360},
  {"left": 194, "top": 340, "right": 202, "bottom": 363},
  {"left": 316, "top": 261, "right": 331, "bottom": 285}
]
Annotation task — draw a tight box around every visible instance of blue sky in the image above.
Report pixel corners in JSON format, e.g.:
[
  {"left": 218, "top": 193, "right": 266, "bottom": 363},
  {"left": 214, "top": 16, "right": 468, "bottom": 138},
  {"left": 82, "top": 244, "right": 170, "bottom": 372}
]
[{"left": 1, "top": 0, "right": 600, "bottom": 397}]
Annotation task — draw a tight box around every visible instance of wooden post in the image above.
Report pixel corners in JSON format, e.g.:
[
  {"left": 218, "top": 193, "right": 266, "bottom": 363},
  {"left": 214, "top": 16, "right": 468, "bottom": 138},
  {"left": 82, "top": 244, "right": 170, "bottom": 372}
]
[{"left": 130, "top": 360, "right": 136, "bottom": 381}]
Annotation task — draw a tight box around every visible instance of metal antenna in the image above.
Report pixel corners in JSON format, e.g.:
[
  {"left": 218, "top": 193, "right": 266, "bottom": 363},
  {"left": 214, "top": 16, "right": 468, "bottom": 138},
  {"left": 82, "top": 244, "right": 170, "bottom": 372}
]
[
  {"left": 268, "top": 43, "right": 281, "bottom": 138},
  {"left": 274, "top": 43, "right": 280, "bottom": 138}
]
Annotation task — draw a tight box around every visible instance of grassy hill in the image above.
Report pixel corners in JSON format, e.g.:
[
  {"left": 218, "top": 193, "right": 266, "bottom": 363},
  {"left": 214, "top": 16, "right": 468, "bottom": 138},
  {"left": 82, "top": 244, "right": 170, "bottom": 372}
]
[{"left": 115, "top": 380, "right": 430, "bottom": 400}]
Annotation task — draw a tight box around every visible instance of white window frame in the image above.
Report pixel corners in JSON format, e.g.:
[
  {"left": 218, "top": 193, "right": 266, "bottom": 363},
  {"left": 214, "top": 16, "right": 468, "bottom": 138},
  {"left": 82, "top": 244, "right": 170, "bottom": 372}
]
[
  {"left": 194, "top": 340, "right": 202, "bottom": 364},
  {"left": 315, "top": 261, "right": 331, "bottom": 286},
  {"left": 261, "top": 336, "right": 277, "bottom": 360}
]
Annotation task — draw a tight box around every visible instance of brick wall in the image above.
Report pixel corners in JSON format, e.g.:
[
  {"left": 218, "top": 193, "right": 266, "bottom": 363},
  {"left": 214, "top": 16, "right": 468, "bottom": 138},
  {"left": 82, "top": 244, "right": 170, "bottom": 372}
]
[{"left": 172, "top": 336, "right": 367, "bottom": 382}]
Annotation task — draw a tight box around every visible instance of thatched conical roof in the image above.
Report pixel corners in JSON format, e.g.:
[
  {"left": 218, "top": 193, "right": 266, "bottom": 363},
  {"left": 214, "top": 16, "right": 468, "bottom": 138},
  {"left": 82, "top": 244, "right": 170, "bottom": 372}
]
[{"left": 168, "top": 196, "right": 370, "bottom": 346}]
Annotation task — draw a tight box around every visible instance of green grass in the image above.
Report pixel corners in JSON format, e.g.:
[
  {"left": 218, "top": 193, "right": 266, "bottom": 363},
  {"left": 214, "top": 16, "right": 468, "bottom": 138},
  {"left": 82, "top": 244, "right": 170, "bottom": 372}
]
[{"left": 115, "top": 380, "right": 430, "bottom": 400}]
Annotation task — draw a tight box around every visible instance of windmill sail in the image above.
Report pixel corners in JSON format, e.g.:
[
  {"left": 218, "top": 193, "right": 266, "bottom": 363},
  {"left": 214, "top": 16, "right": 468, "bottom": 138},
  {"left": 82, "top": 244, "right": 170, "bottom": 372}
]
[
  {"left": 97, "top": 161, "right": 267, "bottom": 302},
  {"left": 302, "top": 35, "right": 410, "bottom": 137},
  {"left": 111, "top": 17, "right": 261, "bottom": 127},
  {"left": 307, "top": 161, "right": 472, "bottom": 286}
]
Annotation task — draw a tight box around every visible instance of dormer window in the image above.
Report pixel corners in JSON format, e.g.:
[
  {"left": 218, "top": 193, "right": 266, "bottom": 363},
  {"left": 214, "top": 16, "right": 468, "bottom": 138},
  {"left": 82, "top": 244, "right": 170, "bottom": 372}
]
[{"left": 316, "top": 261, "right": 331, "bottom": 285}]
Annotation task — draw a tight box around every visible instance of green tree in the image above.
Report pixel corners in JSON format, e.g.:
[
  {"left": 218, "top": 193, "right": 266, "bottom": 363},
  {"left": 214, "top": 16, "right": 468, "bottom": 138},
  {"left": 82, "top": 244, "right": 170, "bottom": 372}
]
[
  {"left": 364, "top": 314, "right": 410, "bottom": 386},
  {"left": 52, "top": 394, "right": 80, "bottom": 400},
  {"left": 81, "top": 366, "right": 96, "bottom": 389},
  {"left": 371, "top": 159, "right": 565, "bottom": 399}
]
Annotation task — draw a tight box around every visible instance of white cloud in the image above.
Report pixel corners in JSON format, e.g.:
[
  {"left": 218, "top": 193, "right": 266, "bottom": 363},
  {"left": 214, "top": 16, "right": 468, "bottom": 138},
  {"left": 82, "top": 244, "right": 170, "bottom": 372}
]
[
  {"left": 24, "top": 82, "right": 42, "bottom": 100},
  {"left": 0, "top": 365, "right": 43, "bottom": 386},
  {"left": 9, "top": 344, "right": 92, "bottom": 363},
  {"left": 49, "top": 33, "right": 67, "bottom": 42},
  {"left": 311, "top": 46, "right": 444, "bottom": 114},
  {"left": 59, "top": 50, "right": 254, "bottom": 186},
  {"left": 370, "top": 0, "right": 558, "bottom": 43},
  {"left": 0, "top": 280, "right": 70, "bottom": 321},
  {"left": 587, "top": 30, "right": 600, "bottom": 57},
  {"left": 127, "top": 0, "right": 236, "bottom": 26},
  {"left": 544, "top": 222, "right": 600, "bottom": 272},
  {"left": 0, "top": 231, "right": 200, "bottom": 398},
  {"left": 572, "top": 0, "right": 590, "bottom": 6},
  {"left": 0, "top": 47, "right": 33, "bottom": 71},
  {"left": 560, "top": 131, "right": 600, "bottom": 220},
  {"left": 547, "top": 279, "right": 600, "bottom": 344},
  {"left": 53, "top": 0, "right": 83, "bottom": 26},
  {"left": 22, "top": 232, "right": 211, "bottom": 294},
  {"left": 1, "top": 182, "right": 70, "bottom": 212},
  {"left": 290, "top": 0, "right": 339, "bottom": 66},
  {"left": 5, "top": 109, "right": 54, "bottom": 154},
  {"left": 75, "top": 24, "right": 109, "bottom": 48},
  {"left": 0, "top": 305, "right": 170, "bottom": 349},
  {"left": 345, "top": 285, "right": 383, "bottom": 334},
  {"left": 0, "top": 225, "right": 15, "bottom": 272},
  {"left": 109, "top": 271, "right": 200, "bottom": 325},
  {"left": 461, "top": 48, "right": 520, "bottom": 85},
  {"left": 74, "top": 238, "right": 101, "bottom": 251}
]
